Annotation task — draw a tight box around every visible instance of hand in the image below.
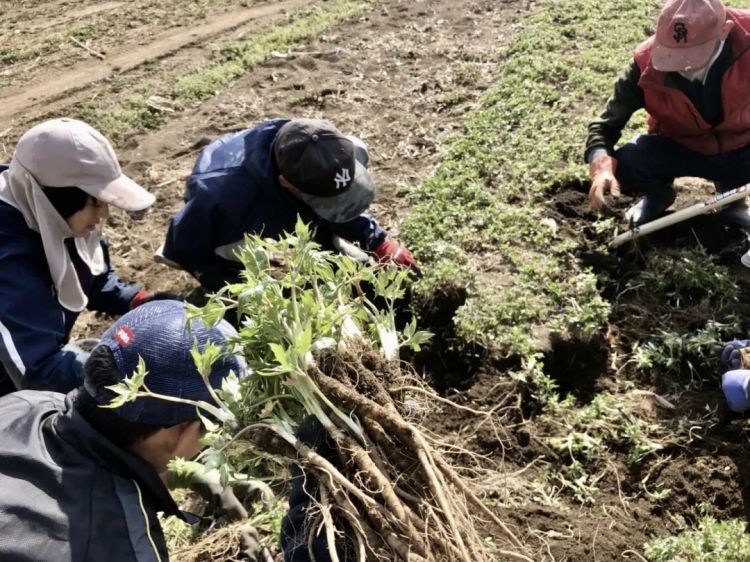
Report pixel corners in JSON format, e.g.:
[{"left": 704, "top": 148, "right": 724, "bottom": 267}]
[
  {"left": 372, "top": 239, "right": 420, "bottom": 272},
  {"left": 717, "top": 339, "right": 750, "bottom": 370},
  {"left": 588, "top": 154, "right": 620, "bottom": 213},
  {"left": 130, "top": 290, "right": 183, "bottom": 309},
  {"left": 184, "top": 469, "right": 249, "bottom": 521},
  {"left": 239, "top": 524, "right": 274, "bottom": 562},
  {"left": 722, "top": 370, "right": 750, "bottom": 413}
]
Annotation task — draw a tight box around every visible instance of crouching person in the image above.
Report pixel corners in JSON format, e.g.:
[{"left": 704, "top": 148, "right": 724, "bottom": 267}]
[
  {"left": 0, "top": 118, "right": 175, "bottom": 397},
  {"left": 718, "top": 339, "right": 750, "bottom": 413},
  {"left": 0, "top": 300, "right": 252, "bottom": 561},
  {"left": 161, "top": 118, "right": 418, "bottom": 293}
]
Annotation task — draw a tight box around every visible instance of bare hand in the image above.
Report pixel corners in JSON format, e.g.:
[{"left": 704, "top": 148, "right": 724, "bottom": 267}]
[
  {"left": 587, "top": 154, "right": 620, "bottom": 213},
  {"left": 588, "top": 173, "right": 621, "bottom": 212}
]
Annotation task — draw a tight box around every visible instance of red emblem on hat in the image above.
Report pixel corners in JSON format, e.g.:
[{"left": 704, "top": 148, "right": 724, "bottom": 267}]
[{"left": 114, "top": 325, "right": 135, "bottom": 347}]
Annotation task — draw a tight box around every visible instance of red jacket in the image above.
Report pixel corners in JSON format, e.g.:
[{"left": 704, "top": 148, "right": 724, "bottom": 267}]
[{"left": 634, "top": 9, "right": 750, "bottom": 155}]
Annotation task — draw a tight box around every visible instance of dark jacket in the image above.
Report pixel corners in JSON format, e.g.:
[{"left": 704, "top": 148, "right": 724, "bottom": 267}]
[
  {"left": 162, "top": 119, "right": 387, "bottom": 292},
  {"left": 584, "top": 12, "right": 750, "bottom": 161},
  {"left": 0, "top": 390, "right": 185, "bottom": 561},
  {"left": 0, "top": 176, "right": 140, "bottom": 394}
]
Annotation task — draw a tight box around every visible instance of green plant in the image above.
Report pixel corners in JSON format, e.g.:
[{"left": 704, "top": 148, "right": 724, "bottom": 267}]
[
  {"left": 108, "top": 222, "right": 529, "bottom": 562},
  {"left": 633, "top": 318, "right": 741, "bottom": 376},
  {"left": 509, "top": 353, "right": 574, "bottom": 411},
  {"left": 402, "top": 0, "right": 668, "bottom": 355},
  {"left": 453, "top": 63, "right": 481, "bottom": 86},
  {"left": 645, "top": 512, "right": 750, "bottom": 562},
  {"left": 540, "top": 393, "right": 663, "bottom": 503},
  {"left": 550, "top": 462, "right": 600, "bottom": 505},
  {"left": 633, "top": 248, "right": 739, "bottom": 307}
]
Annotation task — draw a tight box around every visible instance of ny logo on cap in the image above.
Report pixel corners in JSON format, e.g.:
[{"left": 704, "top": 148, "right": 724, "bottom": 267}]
[
  {"left": 334, "top": 168, "right": 351, "bottom": 190},
  {"left": 673, "top": 22, "right": 688, "bottom": 44}
]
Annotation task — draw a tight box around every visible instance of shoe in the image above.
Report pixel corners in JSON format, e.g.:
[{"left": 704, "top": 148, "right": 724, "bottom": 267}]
[
  {"left": 721, "top": 200, "right": 750, "bottom": 229},
  {"left": 624, "top": 197, "right": 670, "bottom": 225},
  {"left": 624, "top": 186, "right": 676, "bottom": 225},
  {"left": 624, "top": 198, "right": 646, "bottom": 224}
]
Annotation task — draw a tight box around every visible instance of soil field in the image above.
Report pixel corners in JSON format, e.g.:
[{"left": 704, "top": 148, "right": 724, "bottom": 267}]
[{"left": 4, "top": 0, "right": 750, "bottom": 560}]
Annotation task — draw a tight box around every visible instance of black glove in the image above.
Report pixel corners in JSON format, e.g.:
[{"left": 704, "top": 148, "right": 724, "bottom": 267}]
[
  {"left": 130, "top": 290, "right": 183, "bottom": 309},
  {"left": 166, "top": 462, "right": 249, "bottom": 521},
  {"left": 239, "top": 525, "right": 274, "bottom": 562},
  {"left": 189, "top": 473, "right": 249, "bottom": 521},
  {"left": 717, "top": 339, "right": 750, "bottom": 370}
]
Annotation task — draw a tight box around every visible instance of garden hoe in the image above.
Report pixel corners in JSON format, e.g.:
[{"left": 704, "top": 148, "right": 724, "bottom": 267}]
[{"left": 610, "top": 184, "right": 750, "bottom": 257}]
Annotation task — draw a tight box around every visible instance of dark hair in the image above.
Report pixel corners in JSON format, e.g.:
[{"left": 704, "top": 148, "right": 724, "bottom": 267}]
[
  {"left": 73, "top": 346, "right": 169, "bottom": 449},
  {"left": 42, "top": 186, "right": 91, "bottom": 219}
]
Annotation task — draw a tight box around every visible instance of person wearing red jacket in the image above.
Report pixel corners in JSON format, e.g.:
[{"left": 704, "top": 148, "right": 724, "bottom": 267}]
[{"left": 585, "top": 0, "right": 750, "bottom": 227}]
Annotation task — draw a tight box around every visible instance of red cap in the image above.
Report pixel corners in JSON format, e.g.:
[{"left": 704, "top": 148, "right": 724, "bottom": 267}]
[{"left": 652, "top": 0, "right": 726, "bottom": 72}]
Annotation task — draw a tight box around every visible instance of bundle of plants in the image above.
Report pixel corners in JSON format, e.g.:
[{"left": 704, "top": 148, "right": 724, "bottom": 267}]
[{"left": 110, "top": 221, "right": 530, "bottom": 561}]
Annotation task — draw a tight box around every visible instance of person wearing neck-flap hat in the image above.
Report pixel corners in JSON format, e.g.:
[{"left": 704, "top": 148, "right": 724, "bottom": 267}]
[
  {"left": 161, "top": 118, "right": 419, "bottom": 292},
  {"left": 0, "top": 118, "right": 173, "bottom": 396},
  {"left": 585, "top": 0, "right": 750, "bottom": 233}
]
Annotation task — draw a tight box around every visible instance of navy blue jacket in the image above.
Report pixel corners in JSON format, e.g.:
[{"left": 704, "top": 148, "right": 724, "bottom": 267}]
[
  {"left": 162, "top": 119, "right": 386, "bottom": 291},
  {"left": 0, "top": 181, "right": 140, "bottom": 394},
  {"left": 0, "top": 390, "right": 185, "bottom": 561}
]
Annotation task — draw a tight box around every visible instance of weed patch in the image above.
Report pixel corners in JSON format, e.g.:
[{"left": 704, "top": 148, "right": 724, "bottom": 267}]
[
  {"left": 171, "top": 0, "right": 375, "bottom": 102},
  {"left": 645, "top": 510, "right": 750, "bottom": 562},
  {"left": 401, "top": 0, "right": 670, "bottom": 354}
]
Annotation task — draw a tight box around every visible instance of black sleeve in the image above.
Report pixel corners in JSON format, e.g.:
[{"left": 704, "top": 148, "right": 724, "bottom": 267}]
[{"left": 584, "top": 60, "right": 645, "bottom": 163}]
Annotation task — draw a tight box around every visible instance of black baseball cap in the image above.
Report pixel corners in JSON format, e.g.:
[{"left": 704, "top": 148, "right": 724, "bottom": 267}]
[{"left": 274, "top": 119, "right": 376, "bottom": 223}]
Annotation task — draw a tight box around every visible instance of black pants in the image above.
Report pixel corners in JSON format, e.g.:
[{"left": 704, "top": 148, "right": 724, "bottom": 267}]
[
  {"left": 612, "top": 134, "right": 750, "bottom": 225},
  {"left": 281, "top": 417, "right": 354, "bottom": 562}
]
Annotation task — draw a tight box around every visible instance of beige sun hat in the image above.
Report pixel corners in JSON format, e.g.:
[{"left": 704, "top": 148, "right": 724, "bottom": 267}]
[{"left": 13, "top": 118, "right": 154, "bottom": 211}]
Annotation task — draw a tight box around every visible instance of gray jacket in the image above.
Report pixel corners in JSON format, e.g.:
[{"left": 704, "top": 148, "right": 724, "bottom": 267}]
[{"left": 0, "top": 390, "right": 186, "bottom": 561}]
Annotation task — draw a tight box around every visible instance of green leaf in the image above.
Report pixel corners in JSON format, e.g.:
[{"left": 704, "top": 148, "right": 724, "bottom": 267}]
[
  {"left": 102, "top": 355, "right": 149, "bottom": 408},
  {"left": 297, "top": 324, "right": 312, "bottom": 355},
  {"left": 191, "top": 338, "right": 223, "bottom": 378},
  {"left": 269, "top": 343, "right": 290, "bottom": 370},
  {"left": 220, "top": 371, "right": 242, "bottom": 403}
]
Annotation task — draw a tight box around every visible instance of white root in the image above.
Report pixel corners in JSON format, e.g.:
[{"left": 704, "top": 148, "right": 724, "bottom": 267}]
[{"left": 319, "top": 485, "right": 342, "bottom": 562}]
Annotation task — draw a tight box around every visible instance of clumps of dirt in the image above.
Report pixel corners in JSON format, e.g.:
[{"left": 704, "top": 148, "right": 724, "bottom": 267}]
[
  {"left": 504, "top": 501, "right": 666, "bottom": 562},
  {"left": 637, "top": 450, "right": 748, "bottom": 522}
]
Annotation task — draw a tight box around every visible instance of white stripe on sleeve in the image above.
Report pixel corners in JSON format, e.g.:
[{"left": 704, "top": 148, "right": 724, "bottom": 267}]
[{"left": 0, "top": 319, "right": 26, "bottom": 377}]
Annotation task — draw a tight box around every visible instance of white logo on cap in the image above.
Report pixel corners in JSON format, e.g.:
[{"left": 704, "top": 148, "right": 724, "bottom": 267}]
[
  {"left": 114, "top": 326, "right": 135, "bottom": 347},
  {"left": 334, "top": 168, "right": 351, "bottom": 190}
]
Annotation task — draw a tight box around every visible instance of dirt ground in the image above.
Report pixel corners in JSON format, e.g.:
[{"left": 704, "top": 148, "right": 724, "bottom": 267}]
[{"left": 4, "top": 0, "right": 750, "bottom": 560}]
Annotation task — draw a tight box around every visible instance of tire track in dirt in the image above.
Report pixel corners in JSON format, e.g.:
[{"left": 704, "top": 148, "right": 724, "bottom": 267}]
[
  {"left": 0, "top": 0, "right": 311, "bottom": 123},
  {"left": 24, "top": 2, "right": 125, "bottom": 32}
]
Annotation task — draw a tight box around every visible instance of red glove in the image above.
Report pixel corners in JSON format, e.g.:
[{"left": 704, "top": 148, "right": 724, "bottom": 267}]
[
  {"left": 130, "top": 290, "right": 182, "bottom": 310},
  {"left": 588, "top": 153, "right": 620, "bottom": 213},
  {"left": 372, "top": 239, "right": 420, "bottom": 272}
]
